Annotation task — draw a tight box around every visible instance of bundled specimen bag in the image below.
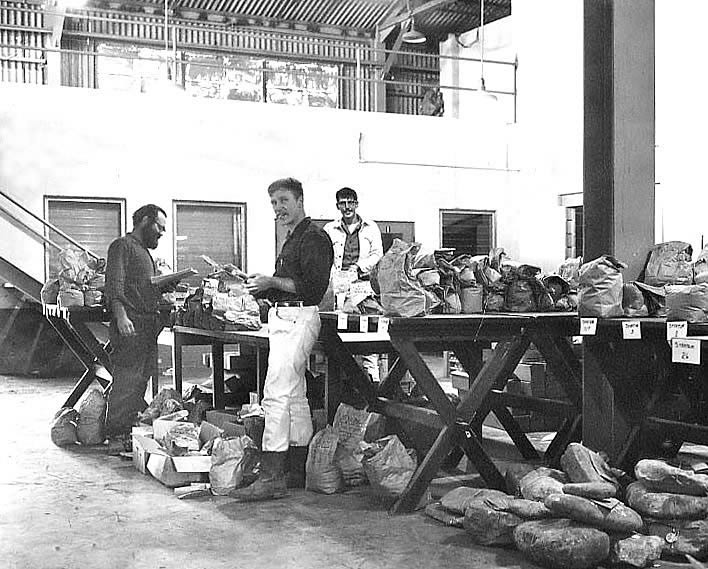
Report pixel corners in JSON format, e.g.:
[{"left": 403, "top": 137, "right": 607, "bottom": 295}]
[{"left": 578, "top": 255, "right": 626, "bottom": 318}]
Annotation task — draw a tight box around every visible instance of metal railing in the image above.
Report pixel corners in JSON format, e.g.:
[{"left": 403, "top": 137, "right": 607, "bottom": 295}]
[
  {"left": 0, "top": 190, "right": 100, "bottom": 260},
  {"left": 0, "top": 3, "right": 518, "bottom": 121}
]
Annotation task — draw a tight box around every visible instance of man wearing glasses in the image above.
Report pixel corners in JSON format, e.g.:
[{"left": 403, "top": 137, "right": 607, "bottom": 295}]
[
  {"left": 104, "top": 204, "right": 169, "bottom": 454},
  {"left": 324, "top": 187, "right": 384, "bottom": 379}
]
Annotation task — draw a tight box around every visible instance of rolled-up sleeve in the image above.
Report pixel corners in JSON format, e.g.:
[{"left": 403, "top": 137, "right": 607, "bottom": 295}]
[
  {"left": 105, "top": 238, "right": 129, "bottom": 313},
  {"left": 295, "top": 231, "right": 333, "bottom": 305}
]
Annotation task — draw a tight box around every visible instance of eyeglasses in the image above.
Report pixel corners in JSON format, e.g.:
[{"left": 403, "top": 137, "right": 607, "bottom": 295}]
[
  {"left": 153, "top": 220, "right": 166, "bottom": 232},
  {"left": 337, "top": 200, "right": 358, "bottom": 208}
]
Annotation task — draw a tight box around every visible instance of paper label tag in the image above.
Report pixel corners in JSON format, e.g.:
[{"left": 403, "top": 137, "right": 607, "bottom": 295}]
[
  {"left": 667, "top": 321, "right": 688, "bottom": 341},
  {"left": 580, "top": 318, "right": 597, "bottom": 336},
  {"left": 672, "top": 338, "right": 701, "bottom": 365},
  {"left": 337, "top": 312, "right": 348, "bottom": 330},
  {"left": 622, "top": 321, "right": 641, "bottom": 340},
  {"left": 377, "top": 316, "right": 390, "bottom": 334},
  {"left": 359, "top": 316, "right": 369, "bottom": 333}
]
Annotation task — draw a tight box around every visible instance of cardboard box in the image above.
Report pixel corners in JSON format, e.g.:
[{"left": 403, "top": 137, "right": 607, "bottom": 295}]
[
  {"left": 205, "top": 409, "right": 239, "bottom": 429},
  {"left": 222, "top": 422, "right": 246, "bottom": 437},
  {"left": 147, "top": 453, "right": 209, "bottom": 488},
  {"left": 133, "top": 434, "right": 161, "bottom": 474},
  {"left": 134, "top": 432, "right": 212, "bottom": 487},
  {"left": 153, "top": 410, "right": 190, "bottom": 442}
]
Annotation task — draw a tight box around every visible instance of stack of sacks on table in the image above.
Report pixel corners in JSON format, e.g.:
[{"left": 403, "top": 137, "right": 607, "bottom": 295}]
[
  {"left": 424, "top": 442, "right": 708, "bottom": 568},
  {"left": 372, "top": 239, "right": 579, "bottom": 318},
  {"left": 579, "top": 241, "right": 708, "bottom": 322}
]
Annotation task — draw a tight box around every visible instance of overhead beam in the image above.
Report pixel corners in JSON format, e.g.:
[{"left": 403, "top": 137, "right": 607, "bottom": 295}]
[
  {"left": 380, "top": 25, "right": 405, "bottom": 79},
  {"left": 379, "top": 0, "right": 458, "bottom": 30}
]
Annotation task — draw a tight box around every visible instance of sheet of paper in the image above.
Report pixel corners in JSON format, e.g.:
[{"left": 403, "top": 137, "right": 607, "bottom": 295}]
[
  {"left": 622, "top": 320, "right": 641, "bottom": 340},
  {"left": 580, "top": 318, "right": 597, "bottom": 336},
  {"left": 672, "top": 338, "right": 701, "bottom": 365}
]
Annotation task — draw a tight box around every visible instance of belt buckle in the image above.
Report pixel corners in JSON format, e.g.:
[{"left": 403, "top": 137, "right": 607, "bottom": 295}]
[{"left": 275, "top": 301, "right": 303, "bottom": 308}]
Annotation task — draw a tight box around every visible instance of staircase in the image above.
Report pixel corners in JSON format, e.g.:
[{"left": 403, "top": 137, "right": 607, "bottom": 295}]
[{"left": 0, "top": 190, "right": 102, "bottom": 378}]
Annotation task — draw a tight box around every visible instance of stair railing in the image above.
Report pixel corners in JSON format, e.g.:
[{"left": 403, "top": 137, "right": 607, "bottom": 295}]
[{"left": 0, "top": 189, "right": 100, "bottom": 260}]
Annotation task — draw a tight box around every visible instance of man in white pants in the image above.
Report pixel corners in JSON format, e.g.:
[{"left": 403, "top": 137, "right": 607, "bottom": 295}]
[
  {"left": 324, "top": 187, "right": 383, "bottom": 380},
  {"left": 234, "top": 177, "right": 333, "bottom": 501}
]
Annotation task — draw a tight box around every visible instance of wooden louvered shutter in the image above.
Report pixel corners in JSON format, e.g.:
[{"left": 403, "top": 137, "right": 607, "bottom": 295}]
[{"left": 45, "top": 199, "right": 123, "bottom": 279}]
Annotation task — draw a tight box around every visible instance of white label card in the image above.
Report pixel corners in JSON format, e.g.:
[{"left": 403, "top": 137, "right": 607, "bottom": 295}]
[
  {"left": 359, "top": 316, "right": 369, "bottom": 333},
  {"left": 622, "top": 321, "right": 641, "bottom": 340},
  {"left": 337, "top": 312, "right": 348, "bottom": 330},
  {"left": 667, "top": 321, "right": 688, "bottom": 341},
  {"left": 377, "top": 316, "right": 390, "bottom": 334},
  {"left": 580, "top": 318, "right": 597, "bottom": 336},
  {"left": 672, "top": 338, "right": 701, "bottom": 365}
]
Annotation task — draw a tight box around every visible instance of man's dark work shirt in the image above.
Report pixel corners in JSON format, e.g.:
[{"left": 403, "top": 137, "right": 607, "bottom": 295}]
[
  {"left": 105, "top": 233, "right": 160, "bottom": 317},
  {"left": 270, "top": 217, "right": 333, "bottom": 306}
]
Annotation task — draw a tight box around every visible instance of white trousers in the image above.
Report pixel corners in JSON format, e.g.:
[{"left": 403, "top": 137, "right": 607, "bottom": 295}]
[{"left": 261, "top": 305, "right": 319, "bottom": 452}]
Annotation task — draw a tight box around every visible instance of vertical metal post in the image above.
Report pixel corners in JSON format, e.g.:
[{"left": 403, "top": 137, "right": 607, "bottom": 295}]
[
  {"left": 356, "top": 46, "right": 362, "bottom": 111},
  {"left": 513, "top": 56, "right": 518, "bottom": 123}
]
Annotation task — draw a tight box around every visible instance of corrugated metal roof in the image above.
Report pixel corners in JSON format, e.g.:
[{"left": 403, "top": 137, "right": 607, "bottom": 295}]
[{"left": 118, "top": 0, "right": 510, "bottom": 39}]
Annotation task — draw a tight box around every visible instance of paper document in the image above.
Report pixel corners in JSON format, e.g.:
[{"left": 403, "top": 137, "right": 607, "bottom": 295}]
[{"left": 151, "top": 268, "right": 198, "bottom": 287}]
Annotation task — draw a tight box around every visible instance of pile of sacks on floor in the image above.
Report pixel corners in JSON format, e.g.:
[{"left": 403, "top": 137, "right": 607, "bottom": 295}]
[
  {"left": 49, "top": 386, "right": 212, "bottom": 448},
  {"left": 580, "top": 241, "right": 708, "bottom": 321},
  {"left": 426, "top": 442, "right": 708, "bottom": 568},
  {"left": 370, "top": 239, "right": 579, "bottom": 318},
  {"left": 173, "top": 261, "right": 263, "bottom": 331},
  {"left": 41, "top": 249, "right": 106, "bottom": 308},
  {"left": 304, "top": 403, "right": 416, "bottom": 498}
]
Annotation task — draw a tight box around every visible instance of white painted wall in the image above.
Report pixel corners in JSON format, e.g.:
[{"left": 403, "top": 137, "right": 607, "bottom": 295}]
[
  {"left": 441, "top": 1, "right": 583, "bottom": 271},
  {"left": 0, "top": 82, "right": 520, "bottom": 283},
  {"left": 655, "top": 0, "right": 708, "bottom": 254}
]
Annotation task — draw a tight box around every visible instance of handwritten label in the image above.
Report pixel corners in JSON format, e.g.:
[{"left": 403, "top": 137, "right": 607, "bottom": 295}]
[
  {"left": 337, "top": 312, "right": 348, "bottom": 330},
  {"left": 672, "top": 338, "right": 701, "bottom": 365},
  {"left": 359, "top": 316, "right": 369, "bottom": 333},
  {"left": 667, "top": 321, "right": 688, "bottom": 341},
  {"left": 377, "top": 316, "right": 390, "bottom": 334},
  {"left": 580, "top": 318, "right": 597, "bottom": 336},
  {"left": 622, "top": 321, "right": 641, "bottom": 340}
]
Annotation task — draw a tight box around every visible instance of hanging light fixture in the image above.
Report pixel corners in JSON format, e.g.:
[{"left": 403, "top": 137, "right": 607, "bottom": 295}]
[
  {"left": 402, "top": 0, "right": 426, "bottom": 44},
  {"left": 476, "top": 0, "right": 497, "bottom": 100}
]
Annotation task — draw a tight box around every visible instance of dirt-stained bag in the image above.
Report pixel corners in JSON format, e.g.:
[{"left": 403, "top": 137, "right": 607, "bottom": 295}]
[
  {"left": 622, "top": 282, "right": 649, "bottom": 317},
  {"left": 362, "top": 434, "right": 416, "bottom": 497},
  {"left": 333, "top": 403, "right": 371, "bottom": 487},
  {"left": 666, "top": 284, "right": 708, "bottom": 323},
  {"left": 50, "top": 407, "right": 79, "bottom": 447},
  {"left": 376, "top": 239, "right": 440, "bottom": 317},
  {"left": 305, "top": 426, "right": 343, "bottom": 494},
  {"left": 210, "top": 435, "right": 259, "bottom": 495},
  {"left": 578, "top": 255, "right": 627, "bottom": 318},
  {"left": 643, "top": 241, "right": 693, "bottom": 286},
  {"left": 694, "top": 245, "right": 708, "bottom": 284},
  {"left": 76, "top": 388, "right": 106, "bottom": 445}
]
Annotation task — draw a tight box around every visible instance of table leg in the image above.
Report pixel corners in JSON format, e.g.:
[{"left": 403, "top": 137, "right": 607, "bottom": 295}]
[
  {"left": 173, "top": 332, "right": 183, "bottom": 395},
  {"left": 213, "top": 342, "right": 225, "bottom": 410},
  {"left": 377, "top": 355, "right": 407, "bottom": 399}
]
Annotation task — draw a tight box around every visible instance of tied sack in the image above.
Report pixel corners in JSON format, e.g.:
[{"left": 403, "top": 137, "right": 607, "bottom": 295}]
[
  {"left": 694, "top": 245, "right": 708, "bottom": 284},
  {"left": 76, "top": 388, "right": 106, "bottom": 445},
  {"left": 643, "top": 241, "right": 694, "bottom": 286},
  {"left": 209, "top": 435, "right": 259, "bottom": 495},
  {"left": 332, "top": 403, "right": 371, "bottom": 487},
  {"left": 578, "top": 255, "right": 626, "bottom": 318},
  {"left": 305, "top": 425, "right": 343, "bottom": 494},
  {"left": 666, "top": 283, "right": 708, "bottom": 323},
  {"left": 362, "top": 434, "right": 416, "bottom": 497},
  {"left": 376, "top": 238, "right": 440, "bottom": 317},
  {"left": 51, "top": 407, "right": 79, "bottom": 447}
]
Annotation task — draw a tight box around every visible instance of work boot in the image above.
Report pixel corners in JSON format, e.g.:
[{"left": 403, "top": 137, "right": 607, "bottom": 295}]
[
  {"left": 285, "top": 446, "right": 309, "bottom": 489},
  {"left": 230, "top": 451, "right": 287, "bottom": 502}
]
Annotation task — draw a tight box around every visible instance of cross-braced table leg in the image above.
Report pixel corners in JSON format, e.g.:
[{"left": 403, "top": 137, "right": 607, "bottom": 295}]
[{"left": 388, "top": 334, "right": 530, "bottom": 514}]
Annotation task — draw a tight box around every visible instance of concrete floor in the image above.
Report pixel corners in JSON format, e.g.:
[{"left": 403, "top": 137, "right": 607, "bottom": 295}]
[{"left": 0, "top": 373, "right": 553, "bottom": 569}]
